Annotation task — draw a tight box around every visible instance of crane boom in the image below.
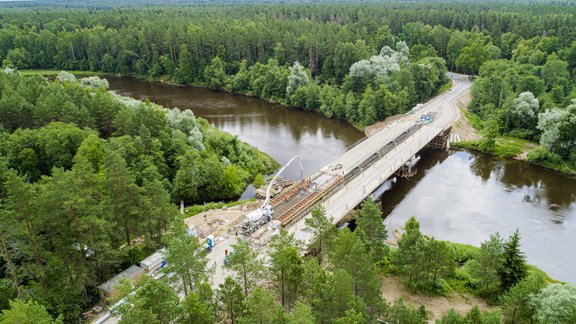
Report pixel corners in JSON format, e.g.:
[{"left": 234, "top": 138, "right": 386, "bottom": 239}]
[
  {"left": 263, "top": 155, "right": 303, "bottom": 208},
  {"left": 242, "top": 155, "right": 304, "bottom": 235}
]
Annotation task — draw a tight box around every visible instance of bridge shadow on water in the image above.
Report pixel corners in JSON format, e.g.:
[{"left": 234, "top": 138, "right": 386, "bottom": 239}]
[
  {"left": 379, "top": 147, "right": 451, "bottom": 218},
  {"left": 346, "top": 147, "right": 450, "bottom": 230}
]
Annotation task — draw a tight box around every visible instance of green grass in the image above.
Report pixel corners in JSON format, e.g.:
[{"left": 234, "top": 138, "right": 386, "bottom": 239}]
[
  {"left": 437, "top": 81, "right": 453, "bottom": 94},
  {"left": 453, "top": 136, "right": 533, "bottom": 159},
  {"left": 531, "top": 160, "right": 576, "bottom": 176},
  {"left": 183, "top": 199, "right": 255, "bottom": 218},
  {"left": 492, "top": 137, "right": 528, "bottom": 158},
  {"left": 454, "top": 137, "right": 576, "bottom": 176},
  {"left": 462, "top": 109, "right": 484, "bottom": 131}
]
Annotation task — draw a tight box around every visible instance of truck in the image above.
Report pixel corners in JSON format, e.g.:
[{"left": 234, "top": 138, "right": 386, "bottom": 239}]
[
  {"left": 241, "top": 204, "right": 272, "bottom": 234},
  {"left": 241, "top": 156, "right": 303, "bottom": 235}
]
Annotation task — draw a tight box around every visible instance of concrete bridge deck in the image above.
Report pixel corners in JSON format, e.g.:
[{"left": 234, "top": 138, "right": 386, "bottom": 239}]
[{"left": 285, "top": 73, "right": 473, "bottom": 242}]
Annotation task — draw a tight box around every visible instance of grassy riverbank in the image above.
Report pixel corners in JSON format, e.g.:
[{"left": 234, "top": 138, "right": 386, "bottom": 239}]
[
  {"left": 453, "top": 138, "right": 576, "bottom": 176},
  {"left": 453, "top": 108, "right": 576, "bottom": 177}
]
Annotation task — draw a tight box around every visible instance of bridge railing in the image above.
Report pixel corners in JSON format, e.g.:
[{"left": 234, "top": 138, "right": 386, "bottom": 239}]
[{"left": 282, "top": 123, "right": 424, "bottom": 228}]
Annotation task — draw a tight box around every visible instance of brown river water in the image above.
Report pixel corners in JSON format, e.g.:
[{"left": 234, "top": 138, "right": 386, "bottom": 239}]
[{"left": 107, "top": 77, "right": 576, "bottom": 284}]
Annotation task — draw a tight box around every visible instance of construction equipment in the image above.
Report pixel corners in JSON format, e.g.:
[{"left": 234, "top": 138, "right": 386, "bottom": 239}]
[{"left": 241, "top": 155, "right": 303, "bottom": 235}]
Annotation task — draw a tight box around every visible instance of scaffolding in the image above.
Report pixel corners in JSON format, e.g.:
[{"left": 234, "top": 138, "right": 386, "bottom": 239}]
[{"left": 428, "top": 126, "right": 452, "bottom": 150}]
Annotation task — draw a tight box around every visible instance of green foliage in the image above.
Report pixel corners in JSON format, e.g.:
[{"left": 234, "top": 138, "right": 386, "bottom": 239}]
[
  {"left": 183, "top": 199, "right": 255, "bottom": 218},
  {"left": 500, "top": 270, "right": 546, "bottom": 323},
  {"left": 238, "top": 287, "right": 285, "bottom": 324},
  {"left": 1, "top": 1, "right": 574, "bottom": 317},
  {"left": 526, "top": 148, "right": 576, "bottom": 175},
  {"left": 500, "top": 229, "right": 528, "bottom": 292},
  {"left": 304, "top": 205, "right": 336, "bottom": 261},
  {"left": 532, "top": 283, "right": 576, "bottom": 324},
  {"left": 454, "top": 137, "right": 525, "bottom": 159},
  {"left": 333, "top": 308, "right": 365, "bottom": 324},
  {"left": 225, "top": 238, "right": 265, "bottom": 298},
  {"left": 252, "top": 173, "right": 265, "bottom": 188},
  {"left": 356, "top": 197, "right": 389, "bottom": 262},
  {"left": 286, "top": 301, "right": 315, "bottom": 324},
  {"left": 216, "top": 277, "right": 245, "bottom": 324},
  {"left": 437, "top": 308, "right": 464, "bottom": 324},
  {"left": 384, "top": 298, "right": 428, "bottom": 324},
  {"left": 0, "top": 299, "right": 62, "bottom": 324},
  {"left": 450, "top": 243, "right": 478, "bottom": 265},
  {"left": 181, "top": 292, "right": 214, "bottom": 324},
  {"left": 330, "top": 229, "right": 385, "bottom": 320},
  {"left": 203, "top": 56, "right": 227, "bottom": 89},
  {"left": 163, "top": 231, "right": 209, "bottom": 296},
  {"left": 468, "top": 233, "right": 505, "bottom": 299},
  {"left": 268, "top": 229, "right": 303, "bottom": 309},
  {"left": 437, "top": 306, "right": 500, "bottom": 324},
  {"left": 394, "top": 217, "right": 456, "bottom": 293},
  {"left": 118, "top": 278, "right": 181, "bottom": 324},
  {"left": 0, "top": 70, "right": 276, "bottom": 320}
]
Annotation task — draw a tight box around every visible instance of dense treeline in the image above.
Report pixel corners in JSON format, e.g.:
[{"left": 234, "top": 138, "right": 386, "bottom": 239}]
[
  {"left": 1, "top": 1, "right": 575, "bottom": 149},
  {"left": 0, "top": 70, "right": 276, "bottom": 321}
]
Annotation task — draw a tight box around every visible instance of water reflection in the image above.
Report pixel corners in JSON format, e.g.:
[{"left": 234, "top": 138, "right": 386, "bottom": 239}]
[
  {"left": 381, "top": 149, "right": 576, "bottom": 283},
  {"left": 468, "top": 154, "right": 576, "bottom": 214}
]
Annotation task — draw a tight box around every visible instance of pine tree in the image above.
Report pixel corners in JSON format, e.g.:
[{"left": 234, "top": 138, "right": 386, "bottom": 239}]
[
  {"left": 499, "top": 229, "right": 528, "bottom": 291},
  {"left": 304, "top": 205, "right": 336, "bottom": 261},
  {"left": 469, "top": 233, "right": 505, "bottom": 298},
  {"left": 268, "top": 229, "right": 303, "bottom": 309},
  {"left": 216, "top": 277, "right": 245, "bottom": 324},
  {"left": 355, "top": 197, "right": 389, "bottom": 262},
  {"left": 225, "top": 238, "right": 265, "bottom": 298}
]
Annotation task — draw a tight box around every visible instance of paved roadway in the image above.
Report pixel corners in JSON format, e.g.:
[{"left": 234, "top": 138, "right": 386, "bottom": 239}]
[{"left": 291, "top": 73, "right": 472, "bottom": 242}]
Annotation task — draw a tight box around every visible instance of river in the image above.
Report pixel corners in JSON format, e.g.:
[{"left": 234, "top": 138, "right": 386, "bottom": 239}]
[{"left": 107, "top": 77, "right": 576, "bottom": 284}]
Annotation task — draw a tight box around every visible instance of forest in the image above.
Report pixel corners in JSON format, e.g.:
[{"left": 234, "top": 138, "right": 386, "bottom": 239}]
[
  {"left": 1, "top": 0, "right": 576, "bottom": 322},
  {"left": 0, "top": 70, "right": 276, "bottom": 320},
  {"left": 99, "top": 203, "right": 575, "bottom": 324}
]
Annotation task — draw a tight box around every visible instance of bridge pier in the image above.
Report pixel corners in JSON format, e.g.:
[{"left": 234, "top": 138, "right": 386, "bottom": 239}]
[{"left": 428, "top": 127, "right": 452, "bottom": 150}]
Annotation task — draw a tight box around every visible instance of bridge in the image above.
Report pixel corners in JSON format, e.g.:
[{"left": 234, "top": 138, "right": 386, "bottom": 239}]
[{"left": 267, "top": 73, "right": 472, "bottom": 242}]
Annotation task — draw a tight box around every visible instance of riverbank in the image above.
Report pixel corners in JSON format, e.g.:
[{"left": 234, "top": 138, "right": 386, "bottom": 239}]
[
  {"left": 22, "top": 68, "right": 574, "bottom": 178},
  {"left": 434, "top": 84, "right": 576, "bottom": 177},
  {"left": 18, "top": 69, "right": 116, "bottom": 77}
]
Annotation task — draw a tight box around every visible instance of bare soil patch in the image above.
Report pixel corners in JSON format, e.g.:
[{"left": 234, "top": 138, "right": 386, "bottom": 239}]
[
  {"left": 380, "top": 275, "right": 497, "bottom": 323},
  {"left": 184, "top": 201, "right": 261, "bottom": 238},
  {"left": 451, "top": 89, "right": 481, "bottom": 142}
]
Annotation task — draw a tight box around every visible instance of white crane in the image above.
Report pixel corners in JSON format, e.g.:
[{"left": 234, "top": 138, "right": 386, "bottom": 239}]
[{"left": 241, "top": 156, "right": 304, "bottom": 235}]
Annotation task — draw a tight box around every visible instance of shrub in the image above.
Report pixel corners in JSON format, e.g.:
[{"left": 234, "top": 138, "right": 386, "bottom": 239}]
[
  {"left": 252, "top": 173, "right": 265, "bottom": 188},
  {"left": 527, "top": 147, "right": 562, "bottom": 164},
  {"left": 450, "top": 242, "right": 479, "bottom": 265}
]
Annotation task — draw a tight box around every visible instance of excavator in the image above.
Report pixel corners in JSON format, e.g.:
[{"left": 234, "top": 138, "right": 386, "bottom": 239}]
[{"left": 241, "top": 155, "right": 303, "bottom": 235}]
